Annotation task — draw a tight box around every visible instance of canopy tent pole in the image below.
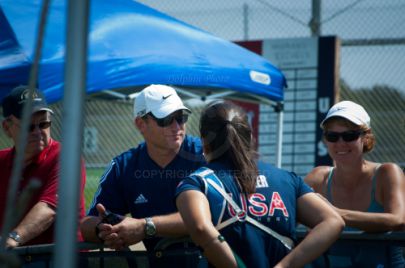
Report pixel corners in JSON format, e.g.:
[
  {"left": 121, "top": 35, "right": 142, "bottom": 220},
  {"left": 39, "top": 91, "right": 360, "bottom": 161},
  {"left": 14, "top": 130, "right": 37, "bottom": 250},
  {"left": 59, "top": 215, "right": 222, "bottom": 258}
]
[
  {"left": 102, "top": 90, "right": 129, "bottom": 99},
  {"left": 53, "top": 0, "right": 89, "bottom": 267},
  {"left": 274, "top": 103, "right": 284, "bottom": 168},
  {"left": 174, "top": 88, "right": 202, "bottom": 100}
]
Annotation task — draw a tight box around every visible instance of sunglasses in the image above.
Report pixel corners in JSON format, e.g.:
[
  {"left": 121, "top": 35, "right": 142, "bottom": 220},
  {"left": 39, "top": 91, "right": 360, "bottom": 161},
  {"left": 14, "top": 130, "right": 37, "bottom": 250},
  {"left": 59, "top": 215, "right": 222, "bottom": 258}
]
[
  {"left": 28, "top": 121, "right": 52, "bottom": 132},
  {"left": 147, "top": 113, "right": 189, "bottom": 128},
  {"left": 9, "top": 119, "right": 52, "bottom": 132},
  {"left": 323, "top": 130, "right": 364, "bottom": 143}
]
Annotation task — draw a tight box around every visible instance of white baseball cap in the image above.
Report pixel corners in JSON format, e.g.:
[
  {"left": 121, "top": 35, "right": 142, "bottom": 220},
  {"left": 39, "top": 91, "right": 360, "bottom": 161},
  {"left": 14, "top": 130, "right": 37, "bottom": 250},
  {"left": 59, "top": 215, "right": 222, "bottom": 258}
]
[
  {"left": 321, "top": 100, "right": 370, "bottom": 128},
  {"left": 134, "top": 84, "right": 190, "bottom": 119}
]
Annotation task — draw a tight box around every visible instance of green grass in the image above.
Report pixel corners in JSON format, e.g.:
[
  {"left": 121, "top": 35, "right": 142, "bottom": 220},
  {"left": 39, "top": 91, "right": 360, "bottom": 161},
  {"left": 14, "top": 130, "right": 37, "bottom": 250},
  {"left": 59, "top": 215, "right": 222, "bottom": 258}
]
[{"left": 84, "top": 168, "right": 105, "bottom": 211}]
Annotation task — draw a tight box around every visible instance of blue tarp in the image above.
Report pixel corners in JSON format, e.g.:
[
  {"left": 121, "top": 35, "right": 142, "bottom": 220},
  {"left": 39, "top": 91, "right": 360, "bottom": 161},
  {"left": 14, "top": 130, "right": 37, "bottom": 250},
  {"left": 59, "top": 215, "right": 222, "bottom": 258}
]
[{"left": 0, "top": 0, "right": 285, "bottom": 103}]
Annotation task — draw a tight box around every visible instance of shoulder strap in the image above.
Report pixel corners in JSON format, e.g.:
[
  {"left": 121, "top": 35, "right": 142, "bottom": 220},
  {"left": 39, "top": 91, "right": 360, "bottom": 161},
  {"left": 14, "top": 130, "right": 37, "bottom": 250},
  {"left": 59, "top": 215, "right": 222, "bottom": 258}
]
[
  {"left": 193, "top": 168, "right": 294, "bottom": 250},
  {"left": 370, "top": 164, "right": 382, "bottom": 201},
  {"left": 326, "top": 167, "right": 334, "bottom": 203}
]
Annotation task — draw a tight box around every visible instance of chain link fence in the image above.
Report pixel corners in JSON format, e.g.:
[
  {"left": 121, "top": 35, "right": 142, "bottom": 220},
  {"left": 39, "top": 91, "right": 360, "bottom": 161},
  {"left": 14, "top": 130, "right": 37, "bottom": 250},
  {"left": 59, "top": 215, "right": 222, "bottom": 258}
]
[
  {"left": 1, "top": 0, "right": 404, "bottom": 205},
  {"left": 0, "top": 99, "right": 205, "bottom": 205},
  {"left": 137, "top": 0, "right": 405, "bottom": 168}
]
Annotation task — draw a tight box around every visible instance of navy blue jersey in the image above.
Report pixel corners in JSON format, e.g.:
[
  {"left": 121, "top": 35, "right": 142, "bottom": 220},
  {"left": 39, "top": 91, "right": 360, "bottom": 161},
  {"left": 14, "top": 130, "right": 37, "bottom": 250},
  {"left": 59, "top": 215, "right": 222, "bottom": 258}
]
[
  {"left": 175, "top": 160, "right": 313, "bottom": 268},
  {"left": 88, "top": 135, "right": 205, "bottom": 251}
]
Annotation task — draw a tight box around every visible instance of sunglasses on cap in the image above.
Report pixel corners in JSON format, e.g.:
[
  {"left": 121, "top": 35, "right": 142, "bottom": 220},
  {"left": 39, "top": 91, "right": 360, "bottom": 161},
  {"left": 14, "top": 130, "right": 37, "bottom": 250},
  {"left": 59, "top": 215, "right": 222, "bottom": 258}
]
[
  {"left": 323, "top": 130, "right": 364, "bottom": 143},
  {"left": 147, "top": 113, "right": 189, "bottom": 128}
]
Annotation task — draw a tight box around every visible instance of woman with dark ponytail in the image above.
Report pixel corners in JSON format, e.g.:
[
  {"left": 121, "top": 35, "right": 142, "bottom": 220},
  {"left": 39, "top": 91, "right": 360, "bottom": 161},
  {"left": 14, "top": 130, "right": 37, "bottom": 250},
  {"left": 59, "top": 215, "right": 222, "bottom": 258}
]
[
  {"left": 176, "top": 101, "right": 344, "bottom": 268},
  {"left": 199, "top": 101, "right": 258, "bottom": 194}
]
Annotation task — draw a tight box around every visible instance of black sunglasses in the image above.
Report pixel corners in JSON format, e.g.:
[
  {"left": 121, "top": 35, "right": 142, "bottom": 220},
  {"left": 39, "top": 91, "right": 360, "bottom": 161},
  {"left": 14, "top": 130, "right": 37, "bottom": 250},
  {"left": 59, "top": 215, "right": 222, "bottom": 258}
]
[
  {"left": 323, "top": 130, "right": 364, "bottom": 143},
  {"left": 28, "top": 121, "right": 52, "bottom": 132},
  {"left": 9, "top": 119, "right": 52, "bottom": 132},
  {"left": 147, "top": 113, "right": 189, "bottom": 127}
]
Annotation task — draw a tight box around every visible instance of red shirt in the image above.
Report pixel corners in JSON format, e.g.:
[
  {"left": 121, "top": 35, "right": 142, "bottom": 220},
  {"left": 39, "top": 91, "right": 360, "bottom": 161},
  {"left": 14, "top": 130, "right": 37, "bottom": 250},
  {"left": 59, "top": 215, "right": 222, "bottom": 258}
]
[{"left": 0, "top": 139, "right": 86, "bottom": 245}]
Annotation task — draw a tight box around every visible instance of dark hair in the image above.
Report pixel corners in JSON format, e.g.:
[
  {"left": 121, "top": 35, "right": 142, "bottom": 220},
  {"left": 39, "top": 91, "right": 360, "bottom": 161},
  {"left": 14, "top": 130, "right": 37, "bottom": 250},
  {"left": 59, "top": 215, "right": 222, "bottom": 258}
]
[
  {"left": 323, "top": 117, "right": 376, "bottom": 153},
  {"left": 200, "top": 101, "right": 258, "bottom": 193}
]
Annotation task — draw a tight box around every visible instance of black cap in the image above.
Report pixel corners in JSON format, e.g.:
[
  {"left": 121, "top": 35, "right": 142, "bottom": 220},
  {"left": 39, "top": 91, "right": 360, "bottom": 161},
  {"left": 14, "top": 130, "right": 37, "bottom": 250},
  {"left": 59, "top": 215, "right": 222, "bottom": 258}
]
[{"left": 2, "top": 85, "right": 53, "bottom": 119}]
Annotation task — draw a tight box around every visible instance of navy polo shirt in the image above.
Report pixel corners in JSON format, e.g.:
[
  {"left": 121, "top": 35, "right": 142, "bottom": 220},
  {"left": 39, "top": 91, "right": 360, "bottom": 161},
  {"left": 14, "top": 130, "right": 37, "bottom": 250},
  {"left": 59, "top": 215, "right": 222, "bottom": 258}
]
[{"left": 88, "top": 135, "right": 205, "bottom": 251}]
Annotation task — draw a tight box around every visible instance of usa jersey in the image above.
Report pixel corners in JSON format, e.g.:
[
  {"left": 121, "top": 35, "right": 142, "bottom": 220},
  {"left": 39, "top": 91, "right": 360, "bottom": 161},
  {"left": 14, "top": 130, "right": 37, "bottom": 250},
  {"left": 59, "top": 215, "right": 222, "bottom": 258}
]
[
  {"left": 175, "top": 160, "right": 313, "bottom": 268},
  {"left": 88, "top": 135, "right": 205, "bottom": 250}
]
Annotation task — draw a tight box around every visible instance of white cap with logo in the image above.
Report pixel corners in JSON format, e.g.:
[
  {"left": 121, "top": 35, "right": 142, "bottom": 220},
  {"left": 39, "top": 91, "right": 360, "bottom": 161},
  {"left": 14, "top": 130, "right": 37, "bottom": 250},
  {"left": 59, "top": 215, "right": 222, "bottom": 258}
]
[
  {"left": 134, "top": 84, "right": 190, "bottom": 119},
  {"left": 321, "top": 100, "right": 370, "bottom": 128}
]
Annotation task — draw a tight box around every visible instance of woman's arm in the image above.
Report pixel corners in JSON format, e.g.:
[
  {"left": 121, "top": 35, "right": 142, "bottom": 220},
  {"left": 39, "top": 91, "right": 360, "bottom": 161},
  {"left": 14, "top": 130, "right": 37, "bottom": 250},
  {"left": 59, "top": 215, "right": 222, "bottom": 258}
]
[
  {"left": 275, "top": 193, "right": 345, "bottom": 268},
  {"left": 304, "top": 166, "right": 331, "bottom": 196},
  {"left": 337, "top": 163, "right": 405, "bottom": 232},
  {"left": 176, "top": 190, "right": 238, "bottom": 268}
]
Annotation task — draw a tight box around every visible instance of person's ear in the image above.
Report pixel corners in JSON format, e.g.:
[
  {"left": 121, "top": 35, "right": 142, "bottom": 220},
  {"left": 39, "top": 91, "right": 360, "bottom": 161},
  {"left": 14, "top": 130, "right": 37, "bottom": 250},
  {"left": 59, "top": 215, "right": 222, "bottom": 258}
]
[
  {"left": 135, "top": 117, "right": 146, "bottom": 133},
  {"left": 134, "top": 117, "right": 141, "bottom": 128},
  {"left": 2, "top": 119, "right": 12, "bottom": 138},
  {"left": 202, "top": 142, "right": 211, "bottom": 162}
]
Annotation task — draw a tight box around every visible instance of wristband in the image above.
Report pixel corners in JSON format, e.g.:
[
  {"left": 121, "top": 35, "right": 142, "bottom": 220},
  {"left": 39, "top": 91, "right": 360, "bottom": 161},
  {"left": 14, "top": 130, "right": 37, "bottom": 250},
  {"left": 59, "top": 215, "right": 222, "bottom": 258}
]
[{"left": 199, "top": 235, "right": 225, "bottom": 252}]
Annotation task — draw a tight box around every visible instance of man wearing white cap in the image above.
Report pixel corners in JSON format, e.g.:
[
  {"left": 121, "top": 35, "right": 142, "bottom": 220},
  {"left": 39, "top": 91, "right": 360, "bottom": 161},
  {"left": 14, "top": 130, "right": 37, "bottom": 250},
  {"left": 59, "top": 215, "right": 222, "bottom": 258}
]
[
  {"left": 81, "top": 85, "right": 206, "bottom": 266},
  {"left": 0, "top": 85, "right": 86, "bottom": 248},
  {"left": 305, "top": 100, "right": 405, "bottom": 267}
]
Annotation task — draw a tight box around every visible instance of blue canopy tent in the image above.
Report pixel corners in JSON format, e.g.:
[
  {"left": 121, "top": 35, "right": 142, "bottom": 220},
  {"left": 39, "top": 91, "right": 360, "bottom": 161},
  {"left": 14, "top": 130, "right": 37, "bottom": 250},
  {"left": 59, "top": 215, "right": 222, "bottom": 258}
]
[{"left": 0, "top": 0, "right": 285, "bottom": 104}]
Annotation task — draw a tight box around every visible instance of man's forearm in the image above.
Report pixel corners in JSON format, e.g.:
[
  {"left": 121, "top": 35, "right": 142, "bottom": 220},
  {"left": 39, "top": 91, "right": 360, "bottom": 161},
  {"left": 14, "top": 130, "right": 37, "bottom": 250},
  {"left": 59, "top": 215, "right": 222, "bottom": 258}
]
[
  {"left": 81, "top": 211, "right": 187, "bottom": 248},
  {"left": 152, "top": 212, "right": 187, "bottom": 237},
  {"left": 12, "top": 202, "right": 56, "bottom": 246}
]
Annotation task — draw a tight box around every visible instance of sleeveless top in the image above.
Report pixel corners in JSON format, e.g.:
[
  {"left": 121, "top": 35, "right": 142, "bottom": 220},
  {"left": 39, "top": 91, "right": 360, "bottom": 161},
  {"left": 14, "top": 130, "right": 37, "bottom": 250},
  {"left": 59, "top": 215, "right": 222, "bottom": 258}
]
[
  {"left": 322, "top": 165, "right": 404, "bottom": 268},
  {"left": 327, "top": 166, "right": 383, "bottom": 217}
]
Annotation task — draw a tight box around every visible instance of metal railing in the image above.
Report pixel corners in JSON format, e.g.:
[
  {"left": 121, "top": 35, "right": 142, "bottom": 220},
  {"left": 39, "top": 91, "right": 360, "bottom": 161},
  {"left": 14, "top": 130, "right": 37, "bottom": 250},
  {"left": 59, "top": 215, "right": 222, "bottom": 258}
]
[{"left": 2, "top": 231, "right": 404, "bottom": 268}]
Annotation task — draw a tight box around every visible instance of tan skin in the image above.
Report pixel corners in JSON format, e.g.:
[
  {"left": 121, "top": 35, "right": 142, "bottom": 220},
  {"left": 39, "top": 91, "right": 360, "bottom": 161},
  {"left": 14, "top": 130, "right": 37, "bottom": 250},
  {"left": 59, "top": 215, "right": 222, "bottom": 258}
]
[
  {"left": 136, "top": 110, "right": 186, "bottom": 167},
  {"left": 80, "top": 110, "right": 189, "bottom": 249},
  {"left": 305, "top": 120, "right": 405, "bottom": 232},
  {"left": 3, "top": 112, "right": 51, "bottom": 165},
  {"left": 2, "top": 111, "right": 56, "bottom": 248},
  {"left": 176, "top": 143, "right": 345, "bottom": 268}
]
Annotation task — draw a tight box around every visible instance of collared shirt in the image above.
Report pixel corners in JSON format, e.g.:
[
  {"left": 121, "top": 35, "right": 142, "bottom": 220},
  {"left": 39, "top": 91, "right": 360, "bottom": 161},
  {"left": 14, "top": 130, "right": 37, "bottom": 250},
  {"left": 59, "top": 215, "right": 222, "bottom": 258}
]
[
  {"left": 87, "top": 135, "right": 206, "bottom": 251},
  {"left": 0, "top": 139, "right": 86, "bottom": 245}
]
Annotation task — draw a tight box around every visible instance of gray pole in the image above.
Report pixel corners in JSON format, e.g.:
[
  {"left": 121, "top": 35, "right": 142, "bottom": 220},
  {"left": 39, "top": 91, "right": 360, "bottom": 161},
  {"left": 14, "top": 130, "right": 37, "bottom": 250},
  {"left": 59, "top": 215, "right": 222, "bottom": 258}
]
[
  {"left": 275, "top": 103, "right": 284, "bottom": 168},
  {"left": 310, "top": 0, "right": 321, "bottom": 36},
  {"left": 53, "top": 0, "right": 89, "bottom": 267},
  {"left": 243, "top": 3, "right": 249, "bottom": 40}
]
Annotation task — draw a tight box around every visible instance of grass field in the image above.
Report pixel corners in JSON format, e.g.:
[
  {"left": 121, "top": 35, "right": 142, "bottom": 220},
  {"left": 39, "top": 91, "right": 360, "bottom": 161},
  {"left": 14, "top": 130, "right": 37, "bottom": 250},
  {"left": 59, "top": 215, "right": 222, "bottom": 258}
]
[{"left": 84, "top": 168, "right": 105, "bottom": 210}]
